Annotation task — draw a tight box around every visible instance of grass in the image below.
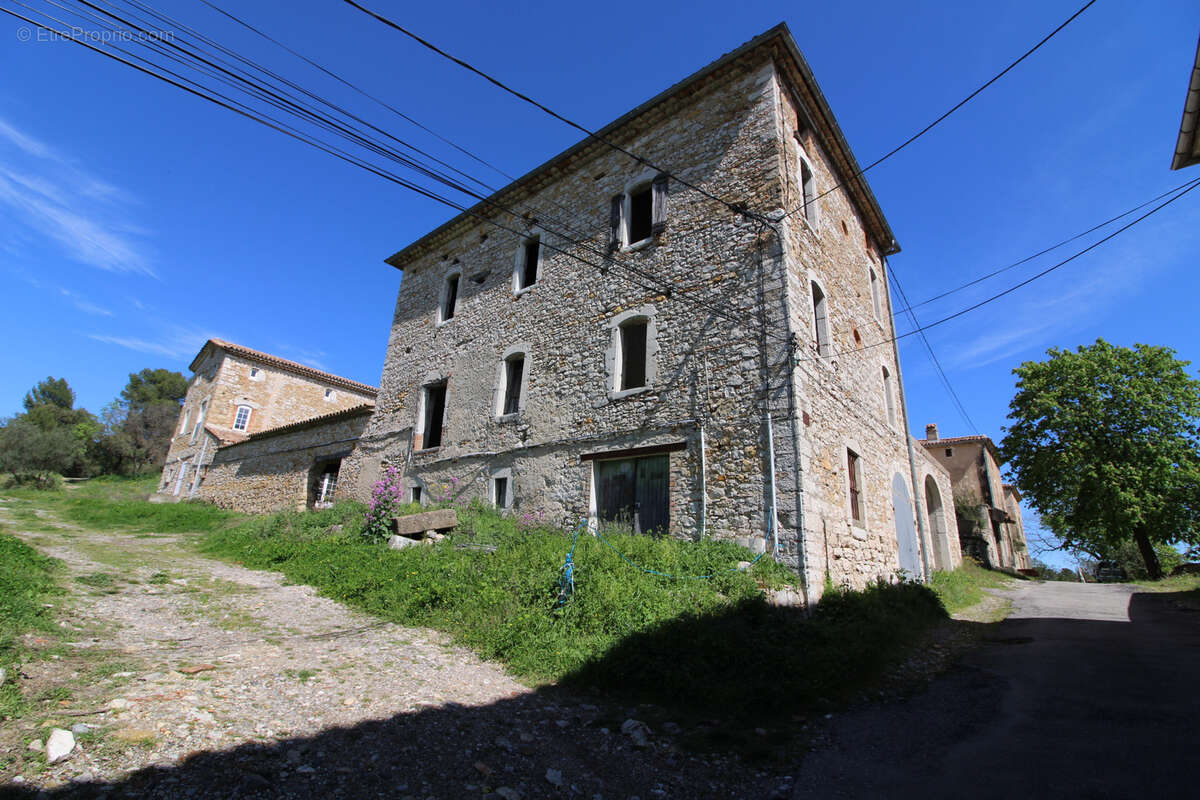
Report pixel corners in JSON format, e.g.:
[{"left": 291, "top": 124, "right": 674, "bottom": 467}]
[
  {"left": 203, "top": 501, "right": 948, "bottom": 720},
  {"left": 0, "top": 530, "right": 64, "bottom": 718},
  {"left": 929, "top": 559, "right": 1015, "bottom": 614}
]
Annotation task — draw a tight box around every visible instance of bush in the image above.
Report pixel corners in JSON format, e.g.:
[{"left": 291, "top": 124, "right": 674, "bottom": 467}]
[{"left": 0, "top": 471, "right": 63, "bottom": 491}]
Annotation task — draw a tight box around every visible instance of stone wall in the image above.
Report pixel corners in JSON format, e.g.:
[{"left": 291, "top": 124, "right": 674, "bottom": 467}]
[
  {"left": 160, "top": 344, "right": 377, "bottom": 497},
  {"left": 343, "top": 33, "right": 923, "bottom": 597},
  {"left": 914, "top": 442, "right": 961, "bottom": 571},
  {"left": 199, "top": 408, "right": 374, "bottom": 514}
]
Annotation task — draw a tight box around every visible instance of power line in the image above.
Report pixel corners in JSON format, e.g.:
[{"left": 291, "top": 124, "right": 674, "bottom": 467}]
[
  {"left": 794, "top": 176, "right": 1200, "bottom": 364},
  {"left": 8, "top": 1, "right": 781, "bottom": 344},
  {"left": 776, "top": 0, "right": 1097, "bottom": 222},
  {"left": 897, "top": 176, "right": 1200, "bottom": 315},
  {"left": 339, "top": 0, "right": 774, "bottom": 226},
  {"left": 886, "top": 262, "right": 978, "bottom": 434}
]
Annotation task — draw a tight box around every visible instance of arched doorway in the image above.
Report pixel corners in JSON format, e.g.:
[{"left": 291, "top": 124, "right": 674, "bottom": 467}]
[
  {"left": 892, "top": 473, "right": 921, "bottom": 577},
  {"left": 924, "top": 475, "right": 953, "bottom": 570}
]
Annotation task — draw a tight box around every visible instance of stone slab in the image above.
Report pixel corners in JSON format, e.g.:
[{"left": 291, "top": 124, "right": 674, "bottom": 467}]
[{"left": 392, "top": 509, "right": 458, "bottom": 536}]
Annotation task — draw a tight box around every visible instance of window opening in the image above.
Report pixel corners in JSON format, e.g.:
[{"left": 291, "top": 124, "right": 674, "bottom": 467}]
[
  {"left": 800, "top": 158, "right": 817, "bottom": 224},
  {"left": 811, "top": 281, "right": 830, "bottom": 357},
  {"left": 422, "top": 383, "right": 447, "bottom": 449},
  {"left": 619, "top": 320, "right": 648, "bottom": 390},
  {"left": 441, "top": 273, "right": 459, "bottom": 321},
  {"left": 412, "top": 485, "right": 423, "bottom": 504},
  {"left": 628, "top": 184, "right": 653, "bottom": 244},
  {"left": 502, "top": 354, "right": 524, "bottom": 415},
  {"left": 883, "top": 366, "right": 897, "bottom": 428},
  {"left": 233, "top": 405, "right": 251, "bottom": 432},
  {"left": 493, "top": 476, "right": 510, "bottom": 509},
  {"left": 519, "top": 238, "right": 539, "bottom": 289},
  {"left": 870, "top": 268, "right": 882, "bottom": 320}
]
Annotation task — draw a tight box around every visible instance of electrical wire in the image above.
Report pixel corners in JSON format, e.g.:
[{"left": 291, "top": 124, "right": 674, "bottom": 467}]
[{"left": 776, "top": 0, "right": 1098, "bottom": 222}]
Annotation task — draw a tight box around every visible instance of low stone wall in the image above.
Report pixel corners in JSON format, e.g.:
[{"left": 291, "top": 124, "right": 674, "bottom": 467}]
[{"left": 199, "top": 408, "right": 373, "bottom": 515}]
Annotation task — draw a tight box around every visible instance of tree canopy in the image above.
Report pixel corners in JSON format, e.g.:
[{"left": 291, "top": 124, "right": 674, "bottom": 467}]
[
  {"left": 120, "top": 368, "right": 188, "bottom": 412},
  {"left": 1001, "top": 339, "right": 1200, "bottom": 579}
]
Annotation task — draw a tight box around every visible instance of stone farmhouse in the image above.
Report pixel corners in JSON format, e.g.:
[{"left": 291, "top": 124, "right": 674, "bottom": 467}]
[
  {"left": 919, "top": 424, "right": 1032, "bottom": 572},
  {"left": 333, "top": 23, "right": 961, "bottom": 599},
  {"left": 159, "top": 339, "right": 377, "bottom": 500}
]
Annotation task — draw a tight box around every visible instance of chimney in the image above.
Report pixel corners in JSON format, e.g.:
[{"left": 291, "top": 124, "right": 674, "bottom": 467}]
[{"left": 925, "top": 423, "right": 939, "bottom": 440}]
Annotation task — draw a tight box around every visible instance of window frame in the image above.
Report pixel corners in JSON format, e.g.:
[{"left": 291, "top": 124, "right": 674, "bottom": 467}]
[
  {"left": 190, "top": 398, "right": 208, "bottom": 444},
  {"left": 417, "top": 380, "right": 448, "bottom": 451},
  {"left": 810, "top": 277, "right": 831, "bottom": 359},
  {"left": 491, "top": 467, "right": 514, "bottom": 510},
  {"left": 612, "top": 172, "right": 668, "bottom": 251},
  {"left": 513, "top": 234, "right": 542, "bottom": 295},
  {"left": 324, "top": 388, "right": 336, "bottom": 403},
  {"left": 437, "top": 269, "right": 462, "bottom": 324},
  {"left": 882, "top": 365, "right": 897, "bottom": 429},
  {"left": 179, "top": 406, "right": 191, "bottom": 436},
  {"left": 495, "top": 344, "right": 531, "bottom": 420},
  {"left": 869, "top": 266, "right": 883, "bottom": 323},
  {"left": 797, "top": 147, "right": 819, "bottom": 230},
  {"left": 232, "top": 404, "right": 252, "bottom": 432},
  {"left": 846, "top": 448, "right": 865, "bottom": 526},
  {"left": 606, "top": 306, "right": 659, "bottom": 400}
]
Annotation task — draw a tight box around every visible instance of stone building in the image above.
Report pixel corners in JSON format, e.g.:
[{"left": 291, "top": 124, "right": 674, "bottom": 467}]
[
  {"left": 340, "top": 23, "right": 950, "bottom": 598},
  {"left": 159, "top": 339, "right": 377, "bottom": 500},
  {"left": 913, "top": 439, "right": 962, "bottom": 573},
  {"left": 919, "top": 424, "right": 1032, "bottom": 571}
]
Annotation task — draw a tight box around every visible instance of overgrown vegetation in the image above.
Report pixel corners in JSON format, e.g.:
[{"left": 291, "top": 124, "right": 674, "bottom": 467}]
[
  {"left": 0, "top": 531, "right": 63, "bottom": 717},
  {"left": 929, "top": 559, "right": 1014, "bottom": 614},
  {"left": 204, "top": 501, "right": 948, "bottom": 719}
]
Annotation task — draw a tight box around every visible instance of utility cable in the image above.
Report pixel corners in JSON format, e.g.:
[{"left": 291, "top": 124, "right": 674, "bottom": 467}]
[{"left": 777, "top": 0, "right": 1097, "bottom": 222}]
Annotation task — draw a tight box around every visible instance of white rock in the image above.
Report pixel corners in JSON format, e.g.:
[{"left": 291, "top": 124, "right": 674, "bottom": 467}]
[
  {"left": 45, "top": 728, "right": 75, "bottom": 763},
  {"left": 0, "top": 666, "right": 6, "bottom": 686},
  {"left": 387, "top": 535, "right": 416, "bottom": 550},
  {"left": 545, "top": 768, "right": 563, "bottom": 787},
  {"left": 621, "top": 719, "right": 651, "bottom": 748},
  {"left": 107, "top": 698, "right": 130, "bottom": 710},
  {"left": 27, "top": 739, "right": 43, "bottom": 752}
]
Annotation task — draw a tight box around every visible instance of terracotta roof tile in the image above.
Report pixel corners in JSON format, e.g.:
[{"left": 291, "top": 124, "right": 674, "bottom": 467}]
[
  {"left": 191, "top": 339, "right": 378, "bottom": 396},
  {"left": 219, "top": 403, "right": 375, "bottom": 448}
]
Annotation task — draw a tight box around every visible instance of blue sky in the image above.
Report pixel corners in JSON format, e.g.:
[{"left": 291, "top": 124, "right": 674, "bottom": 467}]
[{"left": 2, "top": 1, "right": 1198, "bottom": 565}]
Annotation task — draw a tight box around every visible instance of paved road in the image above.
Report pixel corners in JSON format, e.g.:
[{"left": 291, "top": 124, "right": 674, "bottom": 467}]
[{"left": 793, "top": 581, "right": 1200, "bottom": 798}]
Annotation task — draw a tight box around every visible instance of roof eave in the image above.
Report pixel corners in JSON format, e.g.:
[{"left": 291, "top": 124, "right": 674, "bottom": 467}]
[
  {"left": 1171, "top": 34, "right": 1200, "bottom": 171},
  {"left": 384, "top": 22, "right": 899, "bottom": 268}
]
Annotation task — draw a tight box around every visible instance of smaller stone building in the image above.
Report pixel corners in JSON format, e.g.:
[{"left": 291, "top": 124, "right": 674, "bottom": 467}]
[
  {"left": 919, "top": 424, "right": 1032, "bottom": 571},
  {"left": 159, "top": 339, "right": 377, "bottom": 499},
  {"left": 198, "top": 405, "right": 375, "bottom": 514}
]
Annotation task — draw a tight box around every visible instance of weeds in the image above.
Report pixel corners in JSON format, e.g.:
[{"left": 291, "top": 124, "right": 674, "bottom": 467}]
[
  {"left": 929, "top": 559, "right": 1014, "bottom": 613},
  {"left": 0, "top": 531, "right": 64, "bottom": 717}
]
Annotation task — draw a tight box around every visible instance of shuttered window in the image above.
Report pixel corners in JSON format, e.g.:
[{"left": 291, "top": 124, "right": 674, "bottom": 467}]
[
  {"left": 628, "top": 185, "right": 653, "bottom": 244},
  {"left": 847, "top": 449, "right": 863, "bottom": 523}
]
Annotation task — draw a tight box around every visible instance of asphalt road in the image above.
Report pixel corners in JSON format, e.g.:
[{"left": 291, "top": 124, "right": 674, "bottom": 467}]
[{"left": 792, "top": 581, "right": 1200, "bottom": 799}]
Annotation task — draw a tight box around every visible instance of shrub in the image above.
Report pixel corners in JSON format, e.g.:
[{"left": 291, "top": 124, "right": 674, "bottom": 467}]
[
  {"left": 362, "top": 465, "right": 405, "bottom": 542},
  {"left": 0, "top": 471, "right": 63, "bottom": 491}
]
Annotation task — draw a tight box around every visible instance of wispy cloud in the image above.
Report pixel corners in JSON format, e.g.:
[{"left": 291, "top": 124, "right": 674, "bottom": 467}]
[
  {"left": 90, "top": 326, "right": 216, "bottom": 361},
  {"left": 0, "top": 117, "right": 154, "bottom": 275},
  {"left": 276, "top": 345, "right": 328, "bottom": 371}
]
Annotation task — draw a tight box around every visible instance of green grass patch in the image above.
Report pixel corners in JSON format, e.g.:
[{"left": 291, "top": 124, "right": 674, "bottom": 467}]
[
  {"left": 930, "top": 559, "right": 1014, "bottom": 614},
  {"left": 59, "top": 496, "right": 239, "bottom": 534},
  {"left": 0, "top": 531, "right": 64, "bottom": 717},
  {"left": 203, "top": 502, "right": 945, "bottom": 720}
]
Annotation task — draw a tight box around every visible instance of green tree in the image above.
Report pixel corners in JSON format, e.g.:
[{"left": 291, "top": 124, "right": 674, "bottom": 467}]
[
  {"left": 1001, "top": 340, "right": 1200, "bottom": 580},
  {"left": 119, "top": 368, "right": 187, "bottom": 412},
  {"left": 23, "top": 376, "right": 75, "bottom": 412},
  {"left": 0, "top": 417, "right": 84, "bottom": 478}
]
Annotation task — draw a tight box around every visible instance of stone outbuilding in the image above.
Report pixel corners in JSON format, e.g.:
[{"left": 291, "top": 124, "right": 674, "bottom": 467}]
[
  {"left": 919, "top": 424, "right": 1032, "bottom": 571},
  {"left": 341, "top": 24, "right": 945, "bottom": 599},
  {"left": 160, "top": 339, "right": 377, "bottom": 500},
  {"left": 198, "top": 404, "right": 375, "bottom": 514},
  {"left": 912, "top": 438, "right": 962, "bottom": 572}
]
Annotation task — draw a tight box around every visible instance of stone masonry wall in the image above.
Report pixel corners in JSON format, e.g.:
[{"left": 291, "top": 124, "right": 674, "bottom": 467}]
[
  {"left": 160, "top": 347, "right": 376, "bottom": 496},
  {"left": 772, "top": 81, "right": 926, "bottom": 593},
  {"left": 343, "top": 58, "right": 790, "bottom": 551},
  {"left": 200, "top": 410, "right": 373, "bottom": 514}
]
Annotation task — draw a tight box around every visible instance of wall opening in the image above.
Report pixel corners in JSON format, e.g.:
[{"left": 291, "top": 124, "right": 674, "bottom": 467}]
[{"left": 595, "top": 454, "right": 669, "bottom": 535}]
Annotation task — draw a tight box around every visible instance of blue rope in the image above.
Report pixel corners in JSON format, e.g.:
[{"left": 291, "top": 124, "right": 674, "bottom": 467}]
[{"left": 556, "top": 520, "right": 586, "bottom": 606}]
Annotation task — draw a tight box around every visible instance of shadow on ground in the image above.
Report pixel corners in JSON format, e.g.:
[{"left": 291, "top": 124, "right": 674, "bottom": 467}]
[{"left": 5, "top": 586, "right": 957, "bottom": 799}]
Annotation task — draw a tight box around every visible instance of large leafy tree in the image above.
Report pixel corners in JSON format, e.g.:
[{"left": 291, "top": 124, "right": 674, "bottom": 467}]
[
  {"left": 119, "top": 368, "right": 188, "bottom": 411},
  {"left": 116, "top": 368, "right": 187, "bottom": 472},
  {"left": 1001, "top": 340, "right": 1200, "bottom": 579}
]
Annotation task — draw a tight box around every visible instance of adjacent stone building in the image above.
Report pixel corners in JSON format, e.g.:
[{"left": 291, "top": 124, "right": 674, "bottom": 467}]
[
  {"left": 919, "top": 423, "right": 1032, "bottom": 571},
  {"left": 159, "top": 339, "right": 377, "bottom": 500},
  {"left": 341, "top": 24, "right": 948, "bottom": 598}
]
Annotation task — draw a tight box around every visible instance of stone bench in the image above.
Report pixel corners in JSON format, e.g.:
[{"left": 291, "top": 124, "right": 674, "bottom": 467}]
[{"left": 388, "top": 509, "right": 458, "bottom": 549}]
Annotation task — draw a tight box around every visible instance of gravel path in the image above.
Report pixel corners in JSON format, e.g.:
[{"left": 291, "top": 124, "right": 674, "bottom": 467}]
[{"left": 0, "top": 504, "right": 789, "bottom": 799}]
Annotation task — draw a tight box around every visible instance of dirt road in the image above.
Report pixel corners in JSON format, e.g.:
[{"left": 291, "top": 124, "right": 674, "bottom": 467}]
[
  {"left": 1, "top": 503, "right": 782, "bottom": 799},
  {"left": 792, "top": 581, "right": 1200, "bottom": 798}
]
